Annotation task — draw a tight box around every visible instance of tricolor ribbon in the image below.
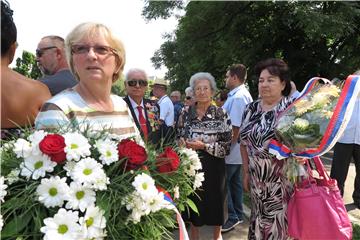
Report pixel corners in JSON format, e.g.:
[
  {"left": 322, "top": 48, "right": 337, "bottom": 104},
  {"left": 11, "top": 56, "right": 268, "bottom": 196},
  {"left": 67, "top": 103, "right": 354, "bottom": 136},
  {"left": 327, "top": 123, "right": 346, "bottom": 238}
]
[
  {"left": 157, "top": 187, "right": 189, "bottom": 240},
  {"left": 269, "top": 75, "right": 360, "bottom": 159}
]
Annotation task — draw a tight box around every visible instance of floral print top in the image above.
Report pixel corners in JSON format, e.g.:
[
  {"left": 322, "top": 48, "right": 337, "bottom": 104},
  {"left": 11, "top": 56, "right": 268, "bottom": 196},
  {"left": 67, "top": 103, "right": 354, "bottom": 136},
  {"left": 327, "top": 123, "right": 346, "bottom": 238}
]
[{"left": 177, "top": 104, "right": 232, "bottom": 158}]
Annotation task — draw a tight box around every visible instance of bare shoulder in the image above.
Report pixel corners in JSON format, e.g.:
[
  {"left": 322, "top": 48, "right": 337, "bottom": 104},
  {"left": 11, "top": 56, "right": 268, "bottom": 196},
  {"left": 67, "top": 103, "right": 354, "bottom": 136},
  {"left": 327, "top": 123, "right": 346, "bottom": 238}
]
[{"left": 17, "top": 73, "right": 51, "bottom": 99}]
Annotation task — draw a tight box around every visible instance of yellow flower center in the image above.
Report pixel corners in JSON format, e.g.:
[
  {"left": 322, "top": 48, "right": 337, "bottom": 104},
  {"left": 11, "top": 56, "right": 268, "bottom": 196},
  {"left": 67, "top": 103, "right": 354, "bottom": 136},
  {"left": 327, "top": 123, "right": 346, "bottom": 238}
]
[
  {"left": 58, "top": 224, "right": 68, "bottom": 234},
  {"left": 83, "top": 168, "right": 92, "bottom": 175},
  {"left": 106, "top": 150, "right": 112, "bottom": 157},
  {"left": 86, "top": 217, "right": 94, "bottom": 227},
  {"left": 49, "top": 187, "right": 58, "bottom": 196},
  {"left": 34, "top": 161, "right": 43, "bottom": 169},
  {"left": 70, "top": 143, "right": 78, "bottom": 149},
  {"left": 76, "top": 191, "right": 85, "bottom": 200}
]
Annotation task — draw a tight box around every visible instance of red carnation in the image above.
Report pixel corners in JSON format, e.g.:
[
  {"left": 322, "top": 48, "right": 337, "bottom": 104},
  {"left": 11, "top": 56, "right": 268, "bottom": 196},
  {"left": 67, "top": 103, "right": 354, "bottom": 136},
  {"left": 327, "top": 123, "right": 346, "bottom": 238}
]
[
  {"left": 118, "top": 139, "right": 148, "bottom": 170},
  {"left": 39, "top": 134, "right": 66, "bottom": 164},
  {"left": 156, "top": 147, "right": 180, "bottom": 173}
]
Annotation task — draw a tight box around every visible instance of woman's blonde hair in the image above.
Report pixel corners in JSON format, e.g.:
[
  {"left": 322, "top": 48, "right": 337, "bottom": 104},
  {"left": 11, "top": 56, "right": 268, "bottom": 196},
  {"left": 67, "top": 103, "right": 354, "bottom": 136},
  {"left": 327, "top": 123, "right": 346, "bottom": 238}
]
[{"left": 65, "top": 22, "right": 125, "bottom": 82}]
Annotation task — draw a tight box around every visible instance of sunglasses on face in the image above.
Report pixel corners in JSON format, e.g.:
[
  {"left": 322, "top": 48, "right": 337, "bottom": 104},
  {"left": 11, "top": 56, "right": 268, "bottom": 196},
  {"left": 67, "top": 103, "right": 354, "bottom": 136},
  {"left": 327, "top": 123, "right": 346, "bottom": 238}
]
[
  {"left": 71, "top": 44, "right": 117, "bottom": 56},
  {"left": 185, "top": 96, "right": 192, "bottom": 100},
  {"left": 127, "top": 79, "right": 148, "bottom": 87},
  {"left": 36, "top": 46, "right": 57, "bottom": 57}
]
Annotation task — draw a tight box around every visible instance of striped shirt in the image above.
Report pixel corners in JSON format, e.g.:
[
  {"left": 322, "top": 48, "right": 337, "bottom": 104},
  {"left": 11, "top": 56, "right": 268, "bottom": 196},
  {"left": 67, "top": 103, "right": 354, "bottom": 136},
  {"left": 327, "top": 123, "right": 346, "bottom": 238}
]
[{"left": 35, "top": 89, "right": 140, "bottom": 139}]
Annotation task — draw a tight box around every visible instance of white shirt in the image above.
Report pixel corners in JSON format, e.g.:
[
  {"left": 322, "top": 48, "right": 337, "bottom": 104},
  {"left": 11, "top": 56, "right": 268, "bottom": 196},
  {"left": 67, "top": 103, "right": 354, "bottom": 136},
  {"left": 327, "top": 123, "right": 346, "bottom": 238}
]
[
  {"left": 128, "top": 96, "right": 145, "bottom": 121},
  {"left": 158, "top": 95, "right": 174, "bottom": 127},
  {"left": 338, "top": 97, "right": 360, "bottom": 144},
  {"left": 222, "top": 84, "right": 253, "bottom": 164}
]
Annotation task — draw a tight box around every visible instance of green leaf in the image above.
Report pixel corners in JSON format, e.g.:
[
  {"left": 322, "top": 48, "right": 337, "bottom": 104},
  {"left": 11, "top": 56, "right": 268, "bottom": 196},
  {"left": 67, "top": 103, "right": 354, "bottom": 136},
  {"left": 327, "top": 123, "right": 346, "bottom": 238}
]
[
  {"left": 186, "top": 198, "right": 198, "bottom": 214},
  {"left": 1, "top": 212, "right": 32, "bottom": 238}
]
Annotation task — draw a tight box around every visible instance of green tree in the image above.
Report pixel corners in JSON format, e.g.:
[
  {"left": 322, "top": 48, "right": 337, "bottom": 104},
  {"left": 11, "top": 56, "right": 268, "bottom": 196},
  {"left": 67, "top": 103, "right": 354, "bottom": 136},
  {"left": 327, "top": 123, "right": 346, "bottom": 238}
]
[
  {"left": 111, "top": 74, "right": 126, "bottom": 96},
  {"left": 13, "top": 50, "right": 42, "bottom": 79},
  {"left": 143, "top": 1, "right": 360, "bottom": 97}
]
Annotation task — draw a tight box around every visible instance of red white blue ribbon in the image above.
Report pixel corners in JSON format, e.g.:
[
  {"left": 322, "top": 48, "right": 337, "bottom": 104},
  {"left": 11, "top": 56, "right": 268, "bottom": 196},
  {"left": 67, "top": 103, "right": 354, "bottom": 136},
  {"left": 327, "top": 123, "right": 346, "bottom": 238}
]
[
  {"left": 158, "top": 187, "right": 189, "bottom": 240},
  {"left": 269, "top": 75, "right": 360, "bottom": 159}
]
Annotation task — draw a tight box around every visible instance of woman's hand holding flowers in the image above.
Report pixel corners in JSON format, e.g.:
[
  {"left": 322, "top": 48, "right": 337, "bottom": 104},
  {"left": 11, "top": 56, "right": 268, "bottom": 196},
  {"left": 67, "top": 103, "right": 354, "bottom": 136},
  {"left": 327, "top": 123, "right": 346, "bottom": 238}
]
[{"left": 185, "top": 140, "right": 206, "bottom": 151}]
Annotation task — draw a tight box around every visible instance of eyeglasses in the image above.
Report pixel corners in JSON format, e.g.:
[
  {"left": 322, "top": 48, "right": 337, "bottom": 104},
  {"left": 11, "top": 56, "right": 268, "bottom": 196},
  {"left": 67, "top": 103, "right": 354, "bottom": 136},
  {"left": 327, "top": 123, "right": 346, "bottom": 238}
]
[
  {"left": 36, "top": 46, "right": 57, "bottom": 57},
  {"left": 71, "top": 44, "right": 117, "bottom": 56},
  {"left": 185, "top": 96, "right": 192, "bottom": 100},
  {"left": 194, "top": 86, "right": 211, "bottom": 93},
  {"left": 127, "top": 79, "right": 148, "bottom": 87}
]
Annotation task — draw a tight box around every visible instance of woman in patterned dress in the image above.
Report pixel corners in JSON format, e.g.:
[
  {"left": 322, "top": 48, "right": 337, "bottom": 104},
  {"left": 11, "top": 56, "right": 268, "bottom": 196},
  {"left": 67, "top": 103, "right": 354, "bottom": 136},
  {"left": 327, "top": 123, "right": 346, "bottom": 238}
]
[
  {"left": 35, "top": 22, "right": 140, "bottom": 140},
  {"left": 177, "top": 72, "right": 232, "bottom": 240},
  {"left": 240, "top": 58, "right": 295, "bottom": 239}
]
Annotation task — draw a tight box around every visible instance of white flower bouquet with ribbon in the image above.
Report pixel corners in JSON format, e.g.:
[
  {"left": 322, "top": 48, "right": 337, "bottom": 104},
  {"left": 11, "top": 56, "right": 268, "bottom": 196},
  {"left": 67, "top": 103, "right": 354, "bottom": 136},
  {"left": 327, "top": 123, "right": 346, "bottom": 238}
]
[
  {"left": 0, "top": 127, "right": 203, "bottom": 239},
  {"left": 269, "top": 75, "right": 360, "bottom": 181}
]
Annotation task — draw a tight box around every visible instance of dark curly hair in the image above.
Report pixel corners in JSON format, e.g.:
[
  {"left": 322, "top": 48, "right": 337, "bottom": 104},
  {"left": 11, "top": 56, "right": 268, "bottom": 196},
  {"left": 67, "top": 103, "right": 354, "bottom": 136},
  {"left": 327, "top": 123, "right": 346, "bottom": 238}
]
[
  {"left": 1, "top": 0, "right": 17, "bottom": 56},
  {"left": 255, "top": 58, "right": 291, "bottom": 97}
]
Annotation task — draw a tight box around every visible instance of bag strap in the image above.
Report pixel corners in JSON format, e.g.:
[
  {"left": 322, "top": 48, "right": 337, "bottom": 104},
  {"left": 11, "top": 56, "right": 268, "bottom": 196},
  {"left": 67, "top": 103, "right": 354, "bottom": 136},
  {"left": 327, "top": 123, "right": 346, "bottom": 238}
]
[{"left": 312, "top": 156, "right": 330, "bottom": 181}]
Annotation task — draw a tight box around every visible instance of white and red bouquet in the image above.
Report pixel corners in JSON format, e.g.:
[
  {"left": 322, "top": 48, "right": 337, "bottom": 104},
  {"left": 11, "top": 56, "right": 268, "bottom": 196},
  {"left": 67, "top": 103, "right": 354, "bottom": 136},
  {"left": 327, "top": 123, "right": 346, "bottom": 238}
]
[{"left": 0, "top": 127, "right": 203, "bottom": 239}]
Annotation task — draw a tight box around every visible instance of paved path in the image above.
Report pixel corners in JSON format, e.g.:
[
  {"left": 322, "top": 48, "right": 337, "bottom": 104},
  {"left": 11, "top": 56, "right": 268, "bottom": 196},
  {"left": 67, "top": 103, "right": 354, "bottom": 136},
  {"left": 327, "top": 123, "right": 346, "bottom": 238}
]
[{"left": 173, "top": 151, "right": 359, "bottom": 239}]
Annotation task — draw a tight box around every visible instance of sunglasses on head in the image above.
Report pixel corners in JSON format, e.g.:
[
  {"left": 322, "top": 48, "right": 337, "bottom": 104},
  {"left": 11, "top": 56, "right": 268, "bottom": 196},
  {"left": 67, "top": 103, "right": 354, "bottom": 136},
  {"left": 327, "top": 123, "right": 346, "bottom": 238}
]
[
  {"left": 71, "top": 44, "right": 117, "bottom": 56},
  {"left": 36, "top": 46, "right": 57, "bottom": 57},
  {"left": 127, "top": 79, "right": 148, "bottom": 87}
]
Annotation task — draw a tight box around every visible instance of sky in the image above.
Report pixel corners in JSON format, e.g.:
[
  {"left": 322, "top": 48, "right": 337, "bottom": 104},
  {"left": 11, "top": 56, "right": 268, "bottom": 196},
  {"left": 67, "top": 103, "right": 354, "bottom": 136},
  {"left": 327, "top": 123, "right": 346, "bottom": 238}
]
[{"left": 9, "top": 0, "right": 178, "bottom": 78}]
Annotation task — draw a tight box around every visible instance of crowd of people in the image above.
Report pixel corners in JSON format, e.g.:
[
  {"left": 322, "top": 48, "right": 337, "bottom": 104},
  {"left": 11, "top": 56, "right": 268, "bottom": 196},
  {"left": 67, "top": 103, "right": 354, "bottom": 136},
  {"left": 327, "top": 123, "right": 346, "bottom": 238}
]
[{"left": 1, "top": 1, "right": 359, "bottom": 240}]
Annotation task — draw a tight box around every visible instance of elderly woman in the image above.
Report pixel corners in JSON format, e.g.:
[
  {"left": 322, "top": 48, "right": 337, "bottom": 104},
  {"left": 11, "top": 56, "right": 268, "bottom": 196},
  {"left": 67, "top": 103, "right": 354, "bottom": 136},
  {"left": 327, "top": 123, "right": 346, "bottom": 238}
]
[
  {"left": 240, "top": 58, "right": 296, "bottom": 239},
  {"left": 177, "top": 72, "right": 232, "bottom": 240},
  {"left": 35, "top": 22, "right": 139, "bottom": 139},
  {"left": 184, "top": 86, "right": 195, "bottom": 108}
]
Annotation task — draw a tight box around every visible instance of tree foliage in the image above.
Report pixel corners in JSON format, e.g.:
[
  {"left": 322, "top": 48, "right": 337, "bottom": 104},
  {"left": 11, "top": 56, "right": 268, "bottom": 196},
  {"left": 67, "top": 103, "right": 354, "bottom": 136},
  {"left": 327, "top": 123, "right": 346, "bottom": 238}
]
[
  {"left": 12, "top": 50, "right": 42, "bottom": 80},
  {"left": 142, "top": 0, "right": 184, "bottom": 21},
  {"left": 143, "top": 1, "right": 360, "bottom": 97},
  {"left": 111, "top": 75, "right": 126, "bottom": 96}
]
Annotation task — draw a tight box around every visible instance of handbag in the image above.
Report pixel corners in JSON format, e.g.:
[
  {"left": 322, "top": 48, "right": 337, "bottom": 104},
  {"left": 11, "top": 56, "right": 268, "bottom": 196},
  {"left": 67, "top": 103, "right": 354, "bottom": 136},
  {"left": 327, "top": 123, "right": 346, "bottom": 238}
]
[{"left": 287, "top": 156, "right": 353, "bottom": 240}]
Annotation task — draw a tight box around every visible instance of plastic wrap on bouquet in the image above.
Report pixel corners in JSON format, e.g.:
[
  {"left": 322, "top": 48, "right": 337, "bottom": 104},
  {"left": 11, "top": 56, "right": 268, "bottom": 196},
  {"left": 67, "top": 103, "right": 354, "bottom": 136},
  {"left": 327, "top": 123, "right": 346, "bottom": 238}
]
[{"left": 269, "top": 75, "right": 360, "bottom": 159}]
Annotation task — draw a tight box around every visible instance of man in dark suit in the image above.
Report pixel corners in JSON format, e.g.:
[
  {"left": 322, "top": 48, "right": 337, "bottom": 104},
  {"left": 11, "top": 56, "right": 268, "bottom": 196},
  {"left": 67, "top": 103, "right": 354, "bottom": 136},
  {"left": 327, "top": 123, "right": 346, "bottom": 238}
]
[{"left": 123, "top": 68, "right": 161, "bottom": 145}]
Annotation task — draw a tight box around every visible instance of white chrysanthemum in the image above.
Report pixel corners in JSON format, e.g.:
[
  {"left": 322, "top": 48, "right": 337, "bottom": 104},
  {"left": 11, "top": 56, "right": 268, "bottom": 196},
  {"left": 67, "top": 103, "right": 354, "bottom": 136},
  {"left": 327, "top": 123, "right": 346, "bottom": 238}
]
[
  {"left": 96, "top": 139, "right": 119, "bottom": 165},
  {"left": 0, "top": 214, "right": 3, "bottom": 232},
  {"left": 40, "top": 208, "right": 81, "bottom": 240},
  {"left": 20, "top": 154, "right": 56, "bottom": 180},
  {"left": 123, "top": 192, "right": 145, "bottom": 212},
  {"left": 0, "top": 176, "right": 8, "bottom": 202},
  {"left": 132, "top": 173, "right": 158, "bottom": 199},
  {"left": 64, "top": 160, "right": 77, "bottom": 177},
  {"left": 6, "top": 168, "right": 20, "bottom": 184},
  {"left": 129, "top": 207, "right": 143, "bottom": 223},
  {"left": 92, "top": 173, "right": 110, "bottom": 191},
  {"left": 293, "top": 118, "right": 310, "bottom": 130},
  {"left": 13, "top": 138, "right": 32, "bottom": 158},
  {"left": 173, "top": 186, "right": 180, "bottom": 199},
  {"left": 36, "top": 176, "right": 70, "bottom": 208},
  {"left": 66, "top": 182, "right": 96, "bottom": 212},
  {"left": 71, "top": 158, "right": 108, "bottom": 190},
  {"left": 79, "top": 206, "right": 107, "bottom": 239},
  {"left": 181, "top": 148, "right": 202, "bottom": 176},
  {"left": 146, "top": 192, "right": 165, "bottom": 214},
  {"left": 28, "top": 130, "right": 48, "bottom": 155},
  {"left": 63, "top": 132, "right": 91, "bottom": 161},
  {"left": 194, "top": 172, "right": 204, "bottom": 189}
]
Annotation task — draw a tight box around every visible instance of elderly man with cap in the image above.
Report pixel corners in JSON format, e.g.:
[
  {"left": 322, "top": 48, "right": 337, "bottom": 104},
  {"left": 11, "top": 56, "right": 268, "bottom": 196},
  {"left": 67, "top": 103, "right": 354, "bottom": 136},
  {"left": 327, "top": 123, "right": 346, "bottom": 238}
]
[
  {"left": 151, "top": 78, "right": 174, "bottom": 127},
  {"left": 151, "top": 78, "right": 175, "bottom": 145}
]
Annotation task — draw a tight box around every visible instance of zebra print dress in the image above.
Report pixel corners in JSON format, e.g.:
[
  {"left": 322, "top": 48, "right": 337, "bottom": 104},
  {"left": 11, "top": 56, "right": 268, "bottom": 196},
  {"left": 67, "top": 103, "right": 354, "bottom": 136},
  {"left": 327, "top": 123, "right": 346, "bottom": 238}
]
[{"left": 240, "top": 97, "right": 294, "bottom": 240}]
